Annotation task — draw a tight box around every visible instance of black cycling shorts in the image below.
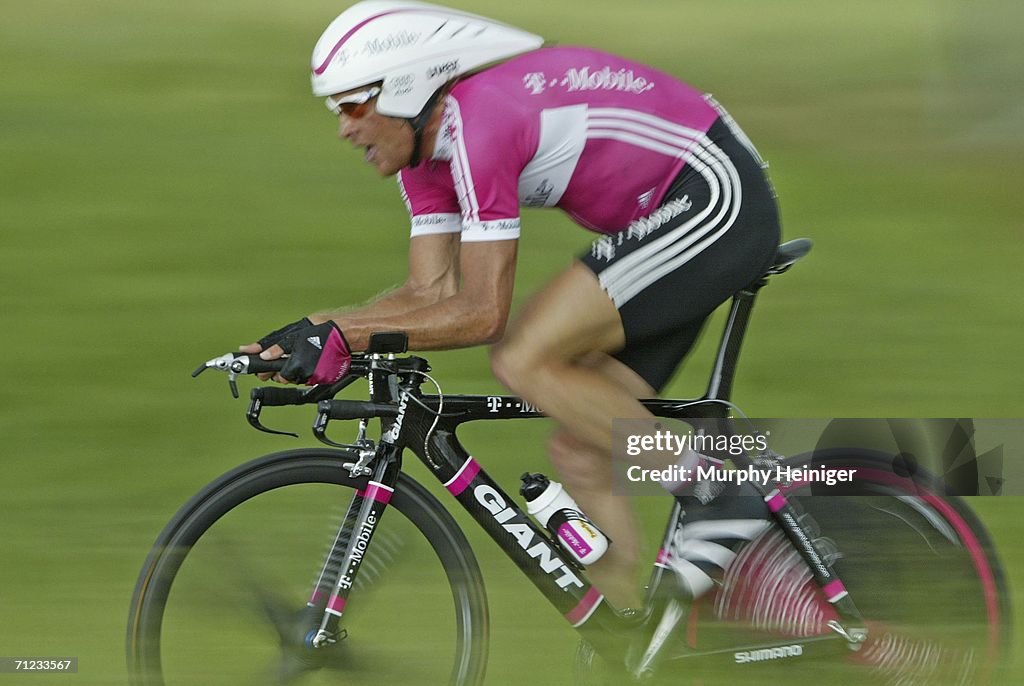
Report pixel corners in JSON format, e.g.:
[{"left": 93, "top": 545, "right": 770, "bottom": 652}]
[{"left": 580, "top": 117, "right": 781, "bottom": 392}]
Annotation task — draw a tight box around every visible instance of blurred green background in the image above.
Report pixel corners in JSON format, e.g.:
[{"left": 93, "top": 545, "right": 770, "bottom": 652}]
[{"left": 2, "top": 0, "right": 1022, "bottom": 683}]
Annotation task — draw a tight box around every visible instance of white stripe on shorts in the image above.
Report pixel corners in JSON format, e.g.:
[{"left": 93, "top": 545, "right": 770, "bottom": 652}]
[{"left": 585, "top": 109, "right": 742, "bottom": 307}]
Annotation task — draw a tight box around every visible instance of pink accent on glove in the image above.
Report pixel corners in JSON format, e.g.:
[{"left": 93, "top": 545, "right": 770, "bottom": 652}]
[{"left": 309, "top": 326, "right": 352, "bottom": 385}]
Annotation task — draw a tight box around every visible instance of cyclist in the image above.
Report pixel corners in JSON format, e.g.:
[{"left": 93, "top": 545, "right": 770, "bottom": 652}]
[{"left": 243, "top": 0, "right": 780, "bottom": 611}]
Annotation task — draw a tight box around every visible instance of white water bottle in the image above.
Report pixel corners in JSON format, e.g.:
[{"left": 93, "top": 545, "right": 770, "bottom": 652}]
[{"left": 520, "top": 473, "right": 609, "bottom": 565}]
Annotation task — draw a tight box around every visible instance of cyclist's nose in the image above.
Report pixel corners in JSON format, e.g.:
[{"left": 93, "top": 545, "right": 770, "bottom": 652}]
[{"left": 338, "top": 114, "right": 357, "bottom": 141}]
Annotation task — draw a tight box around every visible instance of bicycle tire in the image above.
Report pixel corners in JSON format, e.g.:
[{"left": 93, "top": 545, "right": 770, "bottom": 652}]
[
  {"left": 704, "top": 450, "right": 1011, "bottom": 685},
  {"left": 576, "top": 451, "right": 1011, "bottom": 685},
  {"left": 127, "top": 448, "right": 489, "bottom": 685}
]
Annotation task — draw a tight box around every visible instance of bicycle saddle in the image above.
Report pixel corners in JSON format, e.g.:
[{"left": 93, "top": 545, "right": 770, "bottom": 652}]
[{"left": 767, "top": 238, "right": 813, "bottom": 275}]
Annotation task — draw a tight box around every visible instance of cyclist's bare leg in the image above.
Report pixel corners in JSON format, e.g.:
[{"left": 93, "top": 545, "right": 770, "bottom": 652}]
[
  {"left": 546, "top": 352, "right": 654, "bottom": 608},
  {"left": 491, "top": 261, "right": 656, "bottom": 450},
  {"left": 491, "top": 262, "right": 667, "bottom": 608},
  {"left": 549, "top": 428, "right": 642, "bottom": 608}
]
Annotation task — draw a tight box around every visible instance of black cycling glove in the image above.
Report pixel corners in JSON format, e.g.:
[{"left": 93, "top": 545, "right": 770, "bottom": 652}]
[
  {"left": 277, "top": 321, "right": 352, "bottom": 385},
  {"left": 256, "top": 317, "right": 313, "bottom": 351}
]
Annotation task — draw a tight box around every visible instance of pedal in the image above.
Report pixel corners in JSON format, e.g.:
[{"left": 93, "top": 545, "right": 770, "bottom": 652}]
[
  {"left": 827, "top": 619, "right": 868, "bottom": 649},
  {"left": 628, "top": 598, "right": 687, "bottom": 679}
]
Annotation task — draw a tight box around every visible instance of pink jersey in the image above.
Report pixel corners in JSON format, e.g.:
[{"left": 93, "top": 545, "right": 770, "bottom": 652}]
[{"left": 397, "top": 46, "right": 721, "bottom": 241}]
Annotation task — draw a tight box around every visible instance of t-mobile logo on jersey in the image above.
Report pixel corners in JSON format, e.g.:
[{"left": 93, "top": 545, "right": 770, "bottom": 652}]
[
  {"left": 522, "top": 67, "right": 655, "bottom": 96},
  {"left": 562, "top": 66, "right": 655, "bottom": 94},
  {"left": 523, "top": 72, "right": 547, "bottom": 95}
]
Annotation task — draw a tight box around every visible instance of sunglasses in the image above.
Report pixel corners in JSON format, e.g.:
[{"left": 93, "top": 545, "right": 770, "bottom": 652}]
[{"left": 324, "top": 86, "right": 382, "bottom": 118}]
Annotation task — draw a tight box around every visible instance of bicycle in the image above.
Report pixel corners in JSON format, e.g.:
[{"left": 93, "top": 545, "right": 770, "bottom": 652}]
[{"left": 127, "top": 239, "right": 1011, "bottom": 685}]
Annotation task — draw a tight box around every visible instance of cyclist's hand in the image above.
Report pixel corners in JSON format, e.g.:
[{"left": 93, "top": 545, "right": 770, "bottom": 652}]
[
  {"left": 240, "top": 317, "right": 314, "bottom": 353},
  {"left": 272, "top": 321, "right": 352, "bottom": 386},
  {"left": 239, "top": 317, "right": 313, "bottom": 379}
]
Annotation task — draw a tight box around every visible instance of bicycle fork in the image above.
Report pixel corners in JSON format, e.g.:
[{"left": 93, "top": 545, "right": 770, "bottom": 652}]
[{"left": 306, "top": 444, "right": 401, "bottom": 649}]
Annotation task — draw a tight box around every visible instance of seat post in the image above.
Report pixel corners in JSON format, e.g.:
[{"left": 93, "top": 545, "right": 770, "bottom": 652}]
[
  {"left": 704, "top": 238, "right": 811, "bottom": 404},
  {"left": 704, "top": 279, "right": 767, "bottom": 404}
]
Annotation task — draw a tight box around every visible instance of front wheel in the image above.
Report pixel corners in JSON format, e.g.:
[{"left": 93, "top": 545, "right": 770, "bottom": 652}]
[{"left": 127, "top": 449, "right": 489, "bottom": 685}]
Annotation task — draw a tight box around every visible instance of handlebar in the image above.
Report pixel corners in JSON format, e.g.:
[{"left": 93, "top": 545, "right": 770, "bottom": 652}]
[
  {"left": 193, "top": 346, "right": 430, "bottom": 445},
  {"left": 192, "top": 352, "right": 287, "bottom": 377},
  {"left": 192, "top": 332, "right": 418, "bottom": 394},
  {"left": 250, "top": 386, "right": 309, "bottom": 406},
  {"left": 318, "top": 400, "right": 399, "bottom": 420},
  {"left": 192, "top": 353, "right": 289, "bottom": 398}
]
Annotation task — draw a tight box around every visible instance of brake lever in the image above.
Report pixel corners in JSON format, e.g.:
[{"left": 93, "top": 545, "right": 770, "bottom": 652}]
[
  {"left": 243, "top": 383, "right": 357, "bottom": 439},
  {"left": 192, "top": 353, "right": 261, "bottom": 398},
  {"left": 192, "top": 352, "right": 237, "bottom": 377},
  {"left": 246, "top": 392, "right": 300, "bottom": 438}
]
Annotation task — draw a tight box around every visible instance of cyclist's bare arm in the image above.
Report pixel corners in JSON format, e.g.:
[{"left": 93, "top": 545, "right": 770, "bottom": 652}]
[
  {"left": 312, "top": 232, "right": 464, "bottom": 322},
  {"left": 328, "top": 237, "right": 517, "bottom": 351},
  {"left": 250, "top": 233, "right": 518, "bottom": 355},
  {"left": 239, "top": 233, "right": 464, "bottom": 355}
]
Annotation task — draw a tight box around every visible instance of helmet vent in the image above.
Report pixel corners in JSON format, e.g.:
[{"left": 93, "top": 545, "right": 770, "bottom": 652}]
[
  {"left": 446, "top": 21, "right": 470, "bottom": 38},
  {"left": 425, "top": 20, "right": 448, "bottom": 42}
]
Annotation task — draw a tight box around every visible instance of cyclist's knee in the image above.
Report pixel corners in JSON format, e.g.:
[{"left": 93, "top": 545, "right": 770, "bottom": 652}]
[{"left": 490, "top": 340, "right": 543, "bottom": 395}]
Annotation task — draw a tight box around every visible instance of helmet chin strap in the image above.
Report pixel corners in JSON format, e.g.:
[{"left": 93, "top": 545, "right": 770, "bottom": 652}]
[{"left": 405, "top": 89, "right": 445, "bottom": 169}]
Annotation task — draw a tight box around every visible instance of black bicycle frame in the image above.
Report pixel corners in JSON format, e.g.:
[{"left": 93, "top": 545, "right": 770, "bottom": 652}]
[{"left": 304, "top": 258, "right": 869, "bottom": 664}]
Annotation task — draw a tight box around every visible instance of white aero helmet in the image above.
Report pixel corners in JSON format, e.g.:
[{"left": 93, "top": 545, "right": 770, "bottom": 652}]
[{"left": 311, "top": 1, "right": 544, "bottom": 119}]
